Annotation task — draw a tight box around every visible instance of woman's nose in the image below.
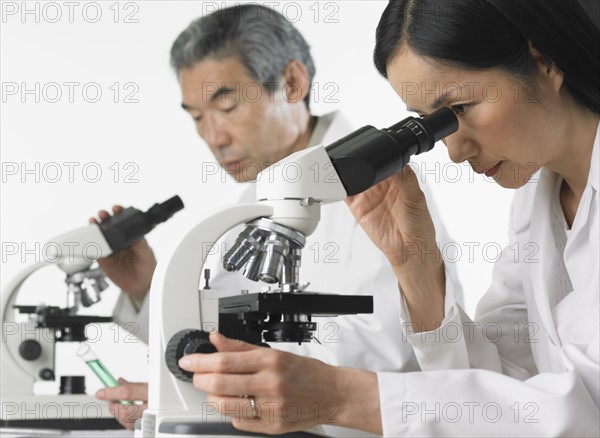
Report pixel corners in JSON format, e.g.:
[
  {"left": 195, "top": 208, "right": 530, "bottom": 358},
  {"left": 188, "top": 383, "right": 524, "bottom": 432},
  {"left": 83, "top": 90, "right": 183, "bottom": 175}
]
[{"left": 444, "top": 132, "right": 477, "bottom": 164}]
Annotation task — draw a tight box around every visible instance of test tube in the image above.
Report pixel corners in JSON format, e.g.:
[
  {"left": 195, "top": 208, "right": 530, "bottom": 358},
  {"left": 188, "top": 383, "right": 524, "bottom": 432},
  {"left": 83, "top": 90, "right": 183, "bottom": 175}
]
[{"left": 77, "top": 342, "right": 132, "bottom": 405}]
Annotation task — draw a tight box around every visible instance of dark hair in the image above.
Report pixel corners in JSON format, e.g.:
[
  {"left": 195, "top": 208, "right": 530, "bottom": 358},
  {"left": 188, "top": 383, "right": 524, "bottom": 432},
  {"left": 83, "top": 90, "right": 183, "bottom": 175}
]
[
  {"left": 171, "top": 4, "right": 316, "bottom": 108},
  {"left": 374, "top": 0, "right": 600, "bottom": 114}
]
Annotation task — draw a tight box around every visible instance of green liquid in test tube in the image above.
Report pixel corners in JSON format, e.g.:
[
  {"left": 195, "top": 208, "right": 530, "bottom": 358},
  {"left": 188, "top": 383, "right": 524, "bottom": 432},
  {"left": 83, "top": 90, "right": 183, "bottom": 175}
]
[
  {"left": 77, "top": 342, "right": 132, "bottom": 405},
  {"left": 86, "top": 359, "right": 119, "bottom": 387}
]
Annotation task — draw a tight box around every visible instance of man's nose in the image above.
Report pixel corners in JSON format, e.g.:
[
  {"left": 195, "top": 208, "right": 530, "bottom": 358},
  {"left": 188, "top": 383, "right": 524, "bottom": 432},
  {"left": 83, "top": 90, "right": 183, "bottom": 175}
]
[{"left": 200, "top": 115, "right": 231, "bottom": 152}]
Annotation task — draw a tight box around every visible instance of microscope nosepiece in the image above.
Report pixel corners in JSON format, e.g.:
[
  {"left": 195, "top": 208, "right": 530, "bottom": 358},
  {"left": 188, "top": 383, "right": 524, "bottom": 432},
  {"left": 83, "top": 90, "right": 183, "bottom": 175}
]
[{"left": 224, "top": 218, "right": 306, "bottom": 288}]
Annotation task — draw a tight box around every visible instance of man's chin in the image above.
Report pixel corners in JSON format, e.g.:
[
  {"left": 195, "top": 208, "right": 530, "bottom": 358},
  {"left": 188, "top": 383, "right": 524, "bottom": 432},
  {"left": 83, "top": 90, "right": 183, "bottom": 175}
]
[
  {"left": 221, "top": 160, "right": 263, "bottom": 182},
  {"left": 227, "top": 170, "right": 257, "bottom": 183}
]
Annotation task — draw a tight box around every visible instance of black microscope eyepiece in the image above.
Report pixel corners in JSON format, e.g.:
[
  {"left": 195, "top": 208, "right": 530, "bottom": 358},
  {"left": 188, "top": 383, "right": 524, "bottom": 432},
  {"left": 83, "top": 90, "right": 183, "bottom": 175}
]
[
  {"left": 98, "top": 195, "right": 184, "bottom": 253},
  {"left": 326, "top": 107, "right": 459, "bottom": 196}
]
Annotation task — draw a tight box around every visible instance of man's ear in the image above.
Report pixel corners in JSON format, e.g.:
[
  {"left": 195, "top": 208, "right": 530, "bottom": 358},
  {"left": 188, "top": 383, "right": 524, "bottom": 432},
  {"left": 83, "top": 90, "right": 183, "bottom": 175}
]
[
  {"left": 282, "top": 60, "right": 311, "bottom": 105},
  {"left": 529, "top": 42, "right": 564, "bottom": 93}
]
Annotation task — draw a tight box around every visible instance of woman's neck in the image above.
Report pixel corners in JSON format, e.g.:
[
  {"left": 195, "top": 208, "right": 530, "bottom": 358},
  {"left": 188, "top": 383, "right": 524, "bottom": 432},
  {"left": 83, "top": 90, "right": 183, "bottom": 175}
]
[{"left": 549, "top": 107, "right": 599, "bottom": 227}]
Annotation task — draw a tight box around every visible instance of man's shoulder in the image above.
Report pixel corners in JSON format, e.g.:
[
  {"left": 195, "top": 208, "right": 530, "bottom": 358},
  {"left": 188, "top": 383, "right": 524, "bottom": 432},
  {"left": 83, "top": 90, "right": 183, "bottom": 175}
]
[{"left": 318, "top": 111, "right": 355, "bottom": 144}]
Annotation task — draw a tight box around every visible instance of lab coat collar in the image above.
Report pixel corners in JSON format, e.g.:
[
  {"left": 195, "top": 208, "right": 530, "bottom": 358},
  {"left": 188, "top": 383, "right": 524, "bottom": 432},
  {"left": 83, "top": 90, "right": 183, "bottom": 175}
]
[
  {"left": 565, "top": 122, "right": 599, "bottom": 241},
  {"left": 512, "top": 122, "right": 599, "bottom": 234},
  {"left": 307, "top": 112, "right": 339, "bottom": 148},
  {"left": 589, "top": 122, "right": 599, "bottom": 192},
  {"left": 528, "top": 167, "right": 562, "bottom": 348}
]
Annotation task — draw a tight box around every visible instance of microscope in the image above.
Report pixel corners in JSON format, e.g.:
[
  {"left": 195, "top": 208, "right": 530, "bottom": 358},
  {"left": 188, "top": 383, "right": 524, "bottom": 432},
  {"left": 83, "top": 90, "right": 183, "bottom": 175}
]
[
  {"left": 1, "top": 196, "right": 184, "bottom": 430},
  {"left": 142, "top": 108, "right": 459, "bottom": 437}
]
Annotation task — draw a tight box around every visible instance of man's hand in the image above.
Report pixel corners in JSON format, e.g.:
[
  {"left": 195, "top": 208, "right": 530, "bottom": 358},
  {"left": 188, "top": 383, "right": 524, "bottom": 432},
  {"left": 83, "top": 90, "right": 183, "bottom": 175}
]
[
  {"left": 96, "top": 378, "right": 148, "bottom": 430},
  {"left": 90, "top": 205, "right": 157, "bottom": 302}
]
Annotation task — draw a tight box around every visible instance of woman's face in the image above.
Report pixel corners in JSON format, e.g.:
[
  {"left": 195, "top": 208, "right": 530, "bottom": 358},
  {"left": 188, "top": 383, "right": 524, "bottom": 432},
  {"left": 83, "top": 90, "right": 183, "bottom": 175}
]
[{"left": 387, "top": 48, "right": 564, "bottom": 189}]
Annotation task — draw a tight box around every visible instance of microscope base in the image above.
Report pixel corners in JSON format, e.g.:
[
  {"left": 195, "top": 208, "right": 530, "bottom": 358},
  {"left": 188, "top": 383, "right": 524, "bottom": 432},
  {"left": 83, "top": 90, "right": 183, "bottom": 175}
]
[
  {"left": 139, "top": 411, "right": 324, "bottom": 438},
  {"left": 0, "top": 394, "right": 120, "bottom": 430},
  {"left": 0, "top": 418, "right": 122, "bottom": 430}
]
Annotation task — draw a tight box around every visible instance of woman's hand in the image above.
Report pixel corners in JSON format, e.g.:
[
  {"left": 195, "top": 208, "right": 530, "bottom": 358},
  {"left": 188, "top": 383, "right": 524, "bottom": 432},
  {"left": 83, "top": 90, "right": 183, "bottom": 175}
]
[
  {"left": 346, "top": 167, "right": 446, "bottom": 331},
  {"left": 89, "top": 205, "right": 157, "bottom": 302},
  {"left": 345, "top": 166, "right": 437, "bottom": 266},
  {"left": 179, "top": 333, "right": 383, "bottom": 435}
]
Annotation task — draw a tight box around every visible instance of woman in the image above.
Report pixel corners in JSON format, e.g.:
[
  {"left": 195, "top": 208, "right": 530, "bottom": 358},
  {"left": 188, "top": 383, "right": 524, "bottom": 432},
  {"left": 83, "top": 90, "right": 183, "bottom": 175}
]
[{"left": 178, "top": 0, "right": 600, "bottom": 435}]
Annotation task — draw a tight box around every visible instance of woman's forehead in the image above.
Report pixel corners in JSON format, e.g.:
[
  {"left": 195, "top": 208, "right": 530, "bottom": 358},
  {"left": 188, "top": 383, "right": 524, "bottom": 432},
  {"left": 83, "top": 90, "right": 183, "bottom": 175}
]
[{"left": 387, "top": 50, "right": 505, "bottom": 108}]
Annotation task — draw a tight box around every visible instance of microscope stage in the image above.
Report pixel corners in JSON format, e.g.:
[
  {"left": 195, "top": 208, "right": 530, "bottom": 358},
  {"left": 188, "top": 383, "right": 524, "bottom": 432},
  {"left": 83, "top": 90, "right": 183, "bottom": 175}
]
[{"left": 219, "top": 292, "right": 373, "bottom": 317}]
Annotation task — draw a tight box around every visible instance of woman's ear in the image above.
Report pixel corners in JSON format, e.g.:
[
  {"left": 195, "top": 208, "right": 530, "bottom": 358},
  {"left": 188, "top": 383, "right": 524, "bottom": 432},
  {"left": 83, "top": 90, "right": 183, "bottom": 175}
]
[
  {"left": 529, "top": 42, "right": 564, "bottom": 93},
  {"left": 282, "top": 60, "right": 311, "bottom": 105}
]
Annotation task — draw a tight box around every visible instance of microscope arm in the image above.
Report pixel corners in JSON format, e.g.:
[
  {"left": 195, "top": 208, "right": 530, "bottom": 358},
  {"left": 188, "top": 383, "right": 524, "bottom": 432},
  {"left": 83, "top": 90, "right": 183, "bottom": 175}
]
[
  {"left": 1, "top": 261, "right": 51, "bottom": 323},
  {"left": 148, "top": 203, "right": 274, "bottom": 413},
  {"left": 47, "top": 224, "right": 113, "bottom": 274},
  {"left": 1, "top": 261, "right": 54, "bottom": 394}
]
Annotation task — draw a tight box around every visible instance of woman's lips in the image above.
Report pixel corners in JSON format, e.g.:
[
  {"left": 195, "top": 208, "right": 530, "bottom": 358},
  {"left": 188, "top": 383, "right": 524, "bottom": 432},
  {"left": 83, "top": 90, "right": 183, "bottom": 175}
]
[{"left": 484, "top": 162, "right": 503, "bottom": 177}]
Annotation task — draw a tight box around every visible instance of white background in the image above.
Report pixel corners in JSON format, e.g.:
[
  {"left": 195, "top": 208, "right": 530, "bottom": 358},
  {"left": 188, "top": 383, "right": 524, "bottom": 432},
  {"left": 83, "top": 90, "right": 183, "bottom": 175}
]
[{"left": 1, "top": 1, "right": 514, "bottom": 391}]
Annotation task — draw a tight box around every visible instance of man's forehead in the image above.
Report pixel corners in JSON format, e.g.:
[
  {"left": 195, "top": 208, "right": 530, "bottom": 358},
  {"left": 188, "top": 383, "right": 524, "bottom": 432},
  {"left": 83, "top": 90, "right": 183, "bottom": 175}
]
[
  {"left": 179, "top": 56, "right": 257, "bottom": 104},
  {"left": 182, "top": 57, "right": 253, "bottom": 86}
]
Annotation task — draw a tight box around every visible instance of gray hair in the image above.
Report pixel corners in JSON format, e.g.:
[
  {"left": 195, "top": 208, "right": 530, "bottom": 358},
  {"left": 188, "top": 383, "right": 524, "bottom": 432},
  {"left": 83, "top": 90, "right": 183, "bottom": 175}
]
[{"left": 170, "top": 4, "right": 316, "bottom": 108}]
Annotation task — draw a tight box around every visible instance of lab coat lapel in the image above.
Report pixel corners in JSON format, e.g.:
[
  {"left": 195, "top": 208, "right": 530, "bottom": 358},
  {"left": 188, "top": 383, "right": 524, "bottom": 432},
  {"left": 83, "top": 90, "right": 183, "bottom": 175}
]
[
  {"left": 564, "top": 125, "right": 599, "bottom": 286},
  {"left": 528, "top": 168, "right": 562, "bottom": 348}
]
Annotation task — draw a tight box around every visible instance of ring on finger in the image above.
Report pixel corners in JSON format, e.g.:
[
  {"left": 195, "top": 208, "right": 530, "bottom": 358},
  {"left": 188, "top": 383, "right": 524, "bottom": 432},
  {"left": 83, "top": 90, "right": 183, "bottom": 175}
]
[{"left": 242, "top": 395, "right": 258, "bottom": 420}]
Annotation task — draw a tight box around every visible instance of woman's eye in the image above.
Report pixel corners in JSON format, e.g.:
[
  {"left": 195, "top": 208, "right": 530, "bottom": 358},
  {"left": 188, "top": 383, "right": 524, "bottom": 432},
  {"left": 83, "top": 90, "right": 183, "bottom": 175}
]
[{"left": 451, "top": 104, "right": 470, "bottom": 116}]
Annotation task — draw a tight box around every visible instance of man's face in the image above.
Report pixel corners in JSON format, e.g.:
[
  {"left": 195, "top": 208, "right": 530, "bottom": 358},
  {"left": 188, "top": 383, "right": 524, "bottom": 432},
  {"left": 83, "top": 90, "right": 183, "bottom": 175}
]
[{"left": 180, "top": 57, "right": 305, "bottom": 182}]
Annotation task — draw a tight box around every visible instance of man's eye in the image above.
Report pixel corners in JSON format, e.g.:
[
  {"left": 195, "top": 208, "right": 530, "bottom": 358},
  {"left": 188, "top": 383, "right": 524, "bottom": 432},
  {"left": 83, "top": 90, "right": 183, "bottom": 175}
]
[
  {"left": 451, "top": 104, "right": 471, "bottom": 116},
  {"left": 222, "top": 105, "right": 237, "bottom": 113}
]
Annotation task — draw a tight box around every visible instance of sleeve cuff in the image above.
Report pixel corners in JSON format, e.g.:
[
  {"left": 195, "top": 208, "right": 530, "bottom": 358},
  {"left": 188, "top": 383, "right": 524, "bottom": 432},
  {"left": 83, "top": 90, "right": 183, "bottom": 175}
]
[
  {"left": 112, "top": 291, "right": 149, "bottom": 345},
  {"left": 398, "top": 266, "right": 470, "bottom": 370},
  {"left": 399, "top": 265, "right": 457, "bottom": 334}
]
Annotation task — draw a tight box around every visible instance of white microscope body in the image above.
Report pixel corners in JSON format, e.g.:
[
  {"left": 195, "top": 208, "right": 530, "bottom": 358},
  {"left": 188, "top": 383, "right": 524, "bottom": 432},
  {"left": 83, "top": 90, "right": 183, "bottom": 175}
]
[
  {"left": 144, "top": 146, "right": 346, "bottom": 438},
  {"left": 143, "top": 108, "right": 459, "bottom": 437},
  {"left": 1, "top": 196, "right": 184, "bottom": 429},
  {"left": 1, "top": 225, "right": 118, "bottom": 427}
]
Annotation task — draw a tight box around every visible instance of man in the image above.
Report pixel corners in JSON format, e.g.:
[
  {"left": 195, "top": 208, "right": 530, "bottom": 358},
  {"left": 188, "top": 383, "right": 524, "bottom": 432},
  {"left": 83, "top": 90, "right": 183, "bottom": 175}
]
[{"left": 92, "top": 4, "right": 461, "bottom": 429}]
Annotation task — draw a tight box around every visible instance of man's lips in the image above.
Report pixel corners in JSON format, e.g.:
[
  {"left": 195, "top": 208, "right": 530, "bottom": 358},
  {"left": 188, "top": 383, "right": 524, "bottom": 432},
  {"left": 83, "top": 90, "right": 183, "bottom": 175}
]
[{"left": 221, "top": 159, "right": 246, "bottom": 171}]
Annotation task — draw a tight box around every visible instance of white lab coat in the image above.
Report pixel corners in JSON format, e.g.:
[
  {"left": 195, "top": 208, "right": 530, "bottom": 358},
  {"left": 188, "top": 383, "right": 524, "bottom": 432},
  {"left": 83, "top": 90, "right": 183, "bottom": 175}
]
[
  {"left": 378, "top": 124, "right": 600, "bottom": 437},
  {"left": 113, "top": 112, "right": 463, "bottom": 373}
]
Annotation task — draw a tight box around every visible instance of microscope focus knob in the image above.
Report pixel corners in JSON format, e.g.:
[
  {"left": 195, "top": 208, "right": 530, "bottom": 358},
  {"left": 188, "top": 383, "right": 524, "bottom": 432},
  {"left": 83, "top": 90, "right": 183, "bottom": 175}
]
[
  {"left": 19, "top": 339, "right": 42, "bottom": 361},
  {"left": 165, "top": 329, "right": 217, "bottom": 382}
]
